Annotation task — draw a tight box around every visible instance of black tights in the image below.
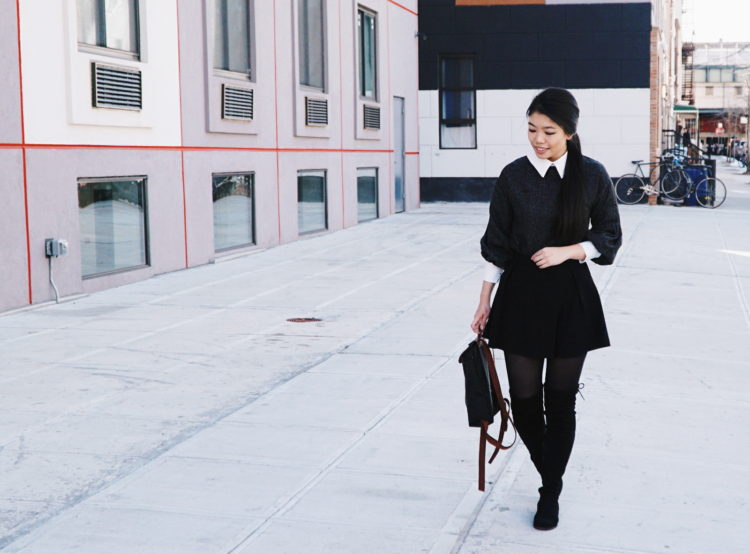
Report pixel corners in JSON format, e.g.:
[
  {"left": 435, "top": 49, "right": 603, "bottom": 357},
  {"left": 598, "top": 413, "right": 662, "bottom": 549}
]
[
  {"left": 504, "top": 352, "right": 586, "bottom": 496},
  {"left": 503, "top": 353, "right": 586, "bottom": 398}
]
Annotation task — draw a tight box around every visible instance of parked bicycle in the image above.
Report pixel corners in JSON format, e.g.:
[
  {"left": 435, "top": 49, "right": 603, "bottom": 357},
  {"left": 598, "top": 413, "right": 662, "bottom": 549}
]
[
  {"left": 660, "top": 166, "right": 726, "bottom": 208},
  {"left": 614, "top": 159, "right": 681, "bottom": 204},
  {"left": 615, "top": 161, "right": 726, "bottom": 208}
]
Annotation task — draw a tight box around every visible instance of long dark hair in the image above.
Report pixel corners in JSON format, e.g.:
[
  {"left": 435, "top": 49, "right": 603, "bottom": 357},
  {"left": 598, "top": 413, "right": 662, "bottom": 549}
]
[{"left": 526, "top": 88, "right": 587, "bottom": 244}]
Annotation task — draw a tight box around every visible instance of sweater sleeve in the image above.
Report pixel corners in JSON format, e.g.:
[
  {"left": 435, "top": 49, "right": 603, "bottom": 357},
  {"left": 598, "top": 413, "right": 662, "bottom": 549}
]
[
  {"left": 585, "top": 167, "right": 622, "bottom": 265},
  {"left": 480, "top": 172, "right": 514, "bottom": 269}
]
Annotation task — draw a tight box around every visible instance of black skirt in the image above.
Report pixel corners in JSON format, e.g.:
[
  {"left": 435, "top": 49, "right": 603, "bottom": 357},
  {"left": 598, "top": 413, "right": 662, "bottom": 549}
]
[{"left": 482, "top": 256, "right": 610, "bottom": 358}]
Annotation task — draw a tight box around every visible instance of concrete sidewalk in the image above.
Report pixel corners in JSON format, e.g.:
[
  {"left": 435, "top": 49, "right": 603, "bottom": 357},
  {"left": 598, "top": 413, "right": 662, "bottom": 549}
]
[{"left": 1, "top": 162, "right": 749, "bottom": 553}]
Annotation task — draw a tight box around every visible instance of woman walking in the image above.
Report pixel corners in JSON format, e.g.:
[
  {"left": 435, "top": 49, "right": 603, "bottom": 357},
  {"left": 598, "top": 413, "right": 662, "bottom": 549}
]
[{"left": 470, "top": 88, "right": 622, "bottom": 530}]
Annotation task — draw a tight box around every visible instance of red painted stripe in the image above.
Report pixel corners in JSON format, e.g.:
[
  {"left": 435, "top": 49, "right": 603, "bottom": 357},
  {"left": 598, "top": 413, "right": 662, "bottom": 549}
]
[
  {"left": 272, "top": 0, "right": 282, "bottom": 243},
  {"left": 15, "top": 0, "right": 32, "bottom": 305},
  {"left": 0, "top": 143, "right": 394, "bottom": 154},
  {"left": 175, "top": 0, "right": 189, "bottom": 268},
  {"left": 405, "top": 151, "right": 419, "bottom": 155},
  {"left": 388, "top": 0, "right": 418, "bottom": 16}
]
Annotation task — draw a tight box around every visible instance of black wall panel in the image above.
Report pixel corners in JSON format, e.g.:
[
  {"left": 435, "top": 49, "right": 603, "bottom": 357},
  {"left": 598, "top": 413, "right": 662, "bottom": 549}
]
[{"left": 418, "top": 1, "right": 652, "bottom": 90}]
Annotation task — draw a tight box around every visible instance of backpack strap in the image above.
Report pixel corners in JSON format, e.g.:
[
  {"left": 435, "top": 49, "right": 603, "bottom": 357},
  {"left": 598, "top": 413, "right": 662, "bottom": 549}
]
[{"left": 476, "top": 339, "right": 517, "bottom": 491}]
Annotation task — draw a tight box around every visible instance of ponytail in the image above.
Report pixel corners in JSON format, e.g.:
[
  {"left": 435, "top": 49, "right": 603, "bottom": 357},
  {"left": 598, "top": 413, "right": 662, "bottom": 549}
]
[{"left": 557, "top": 134, "right": 587, "bottom": 244}]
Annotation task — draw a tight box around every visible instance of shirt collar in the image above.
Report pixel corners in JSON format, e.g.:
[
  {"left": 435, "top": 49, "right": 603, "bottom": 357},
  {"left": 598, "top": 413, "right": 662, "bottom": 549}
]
[{"left": 526, "top": 151, "right": 568, "bottom": 178}]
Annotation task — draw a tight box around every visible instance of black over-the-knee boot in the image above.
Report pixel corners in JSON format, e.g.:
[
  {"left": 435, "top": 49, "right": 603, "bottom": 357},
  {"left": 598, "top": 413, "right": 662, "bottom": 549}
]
[
  {"left": 534, "top": 385, "right": 578, "bottom": 531},
  {"left": 509, "top": 391, "right": 545, "bottom": 476}
]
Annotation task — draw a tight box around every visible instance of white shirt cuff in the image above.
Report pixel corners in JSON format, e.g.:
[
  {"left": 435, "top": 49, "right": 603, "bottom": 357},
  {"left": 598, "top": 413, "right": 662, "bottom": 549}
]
[
  {"left": 483, "top": 261, "right": 504, "bottom": 283},
  {"left": 579, "top": 241, "right": 600, "bottom": 263}
]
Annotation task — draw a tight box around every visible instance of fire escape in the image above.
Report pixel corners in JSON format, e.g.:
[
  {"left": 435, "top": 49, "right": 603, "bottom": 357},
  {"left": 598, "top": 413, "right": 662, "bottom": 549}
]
[{"left": 681, "top": 42, "right": 695, "bottom": 105}]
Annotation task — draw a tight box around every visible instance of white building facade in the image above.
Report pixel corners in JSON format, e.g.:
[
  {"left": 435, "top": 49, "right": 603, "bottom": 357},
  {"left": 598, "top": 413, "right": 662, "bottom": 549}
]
[{"left": 0, "top": 0, "right": 420, "bottom": 312}]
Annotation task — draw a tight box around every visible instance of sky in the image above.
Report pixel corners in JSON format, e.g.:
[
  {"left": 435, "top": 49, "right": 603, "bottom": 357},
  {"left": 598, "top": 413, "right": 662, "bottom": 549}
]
[{"left": 682, "top": 0, "right": 750, "bottom": 43}]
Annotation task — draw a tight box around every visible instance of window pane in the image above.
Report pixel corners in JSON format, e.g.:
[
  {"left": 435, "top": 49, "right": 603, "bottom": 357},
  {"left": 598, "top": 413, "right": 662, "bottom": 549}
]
[
  {"left": 213, "top": 0, "right": 225, "bottom": 69},
  {"left": 214, "top": 0, "right": 250, "bottom": 73},
  {"left": 77, "top": 0, "right": 98, "bottom": 45},
  {"left": 708, "top": 68, "right": 721, "bottom": 82},
  {"left": 79, "top": 178, "right": 148, "bottom": 277},
  {"left": 440, "top": 58, "right": 473, "bottom": 89},
  {"left": 442, "top": 90, "right": 474, "bottom": 121},
  {"left": 705, "top": 86, "right": 713, "bottom": 96},
  {"left": 227, "top": 0, "right": 250, "bottom": 73},
  {"left": 299, "top": 0, "right": 325, "bottom": 88},
  {"left": 213, "top": 173, "right": 254, "bottom": 251},
  {"left": 441, "top": 124, "right": 476, "bottom": 148},
  {"left": 722, "top": 68, "right": 734, "bottom": 82},
  {"left": 358, "top": 10, "right": 376, "bottom": 98},
  {"left": 357, "top": 168, "right": 378, "bottom": 222},
  {"left": 298, "top": 170, "right": 326, "bottom": 234},
  {"left": 104, "top": 0, "right": 139, "bottom": 53}
]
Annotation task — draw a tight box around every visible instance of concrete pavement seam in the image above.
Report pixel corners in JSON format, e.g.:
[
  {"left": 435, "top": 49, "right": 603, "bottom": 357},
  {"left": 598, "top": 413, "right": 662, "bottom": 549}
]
[{"left": 713, "top": 212, "right": 750, "bottom": 332}]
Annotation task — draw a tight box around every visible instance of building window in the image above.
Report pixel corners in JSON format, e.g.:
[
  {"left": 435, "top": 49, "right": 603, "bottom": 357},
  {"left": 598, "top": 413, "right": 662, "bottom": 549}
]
[
  {"left": 736, "top": 86, "right": 743, "bottom": 95},
  {"left": 213, "top": 0, "right": 252, "bottom": 75},
  {"left": 298, "top": 170, "right": 327, "bottom": 234},
  {"left": 357, "top": 8, "right": 377, "bottom": 99},
  {"left": 439, "top": 56, "right": 476, "bottom": 149},
  {"left": 212, "top": 173, "right": 255, "bottom": 251},
  {"left": 77, "top": 0, "right": 140, "bottom": 56},
  {"left": 705, "top": 86, "right": 714, "bottom": 96},
  {"left": 298, "top": 0, "right": 325, "bottom": 89},
  {"left": 357, "top": 168, "right": 378, "bottom": 222},
  {"left": 78, "top": 177, "right": 148, "bottom": 278},
  {"left": 707, "top": 67, "right": 721, "bottom": 83},
  {"left": 693, "top": 68, "right": 706, "bottom": 82},
  {"left": 722, "top": 67, "right": 735, "bottom": 82}
]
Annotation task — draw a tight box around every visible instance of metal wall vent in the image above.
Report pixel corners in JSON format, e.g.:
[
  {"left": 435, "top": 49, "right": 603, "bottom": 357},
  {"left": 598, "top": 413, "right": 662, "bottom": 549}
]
[
  {"left": 363, "top": 104, "right": 380, "bottom": 129},
  {"left": 92, "top": 63, "right": 142, "bottom": 110},
  {"left": 305, "top": 97, "right": 328, "bottom": 126},
  {"left": 222, "top": 85, "right": 254, "bottom": 121}
]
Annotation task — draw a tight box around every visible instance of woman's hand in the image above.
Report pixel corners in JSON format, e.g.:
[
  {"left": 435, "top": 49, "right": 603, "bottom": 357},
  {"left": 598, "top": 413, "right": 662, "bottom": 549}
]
[
  {"left": 471, "top": 300, "right": 491, "bottom": 335},
  {"left": 531, "top": 245, "right": 584, "bottom": 269}
]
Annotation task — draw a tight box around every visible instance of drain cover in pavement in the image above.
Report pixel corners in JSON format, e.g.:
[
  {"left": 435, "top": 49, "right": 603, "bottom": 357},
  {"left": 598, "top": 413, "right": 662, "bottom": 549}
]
[{"left": 286, "top": 317, "right": 322, "bottom": 323}]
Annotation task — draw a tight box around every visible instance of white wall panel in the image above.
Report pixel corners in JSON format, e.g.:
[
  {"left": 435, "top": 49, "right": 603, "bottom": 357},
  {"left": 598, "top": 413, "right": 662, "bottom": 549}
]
[
  {"left": 477, "top": 90, "right": 536, "bottom": 118},
  {"left": 477, "top": 117, "right": 512, "bottom": 145},
  {"left": 419, "top": 117, "right": 439, "bottom": 147},
  {"left": 421, "top": 88, "right": 650, "bottom": 179},
  {"left": 419, "top": 145, "right": 434, "bottom": 178},
  {"left": 20, "top": 0, "right": 181, "bottom": 146},
  {"left": 592, "top": 89, "right": 650, "bottom": 116},
  {"left": 578, "top": 116, "right": 623, "bottom": 145},
  {"left": 430, "top": 148, "right": 485, "bottom": 178}
]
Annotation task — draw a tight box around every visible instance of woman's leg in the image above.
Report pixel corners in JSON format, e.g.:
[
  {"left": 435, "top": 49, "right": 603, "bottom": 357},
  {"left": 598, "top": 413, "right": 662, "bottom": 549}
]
[
  {"left": 534, "top": 353, "right": 586, "bottom": 530},
  {"left": 503, "top": 353, "right": 545, "bottom": 474}
]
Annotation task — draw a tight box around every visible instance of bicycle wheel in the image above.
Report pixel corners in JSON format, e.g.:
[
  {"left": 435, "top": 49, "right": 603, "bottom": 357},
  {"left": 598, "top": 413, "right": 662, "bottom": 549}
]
[
  {"left": 649, "top": 163, "right": 668, "bottom": 188},
  {"left": 614, "top": 174, "right": 646, "bottom": 205},
  {"left": 661, "top": 168, "right": 689, "bottom": 200},
  {"left": 651, "top": 163, "right": 679, "bottom": 195},
  {"left": 695, "top": 177, "right": 727, "bottom": 208}
]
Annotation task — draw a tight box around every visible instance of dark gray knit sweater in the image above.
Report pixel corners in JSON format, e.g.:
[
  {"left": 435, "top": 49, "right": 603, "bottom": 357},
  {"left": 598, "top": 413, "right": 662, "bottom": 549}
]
[{"left": 480, "top": 155, "right": 622, "bottom": 268}]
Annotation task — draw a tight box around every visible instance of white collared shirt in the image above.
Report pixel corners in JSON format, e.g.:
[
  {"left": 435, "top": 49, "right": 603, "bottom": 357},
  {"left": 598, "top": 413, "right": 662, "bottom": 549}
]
[
  {"left": 482, "top": 150, "right": 600, "bottom": 283},
  {"left": 526, "top": 151, "right": 568, "bottom": 179}
]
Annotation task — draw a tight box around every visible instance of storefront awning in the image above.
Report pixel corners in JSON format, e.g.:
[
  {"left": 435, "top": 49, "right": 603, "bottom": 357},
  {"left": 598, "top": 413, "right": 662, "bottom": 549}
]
[{"left": 673, "top": 104, "right": 699, "bottom": 113}]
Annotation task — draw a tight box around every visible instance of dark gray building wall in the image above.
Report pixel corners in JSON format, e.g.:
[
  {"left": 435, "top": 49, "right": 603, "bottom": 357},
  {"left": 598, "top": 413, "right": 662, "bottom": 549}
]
[{"left": 418, "top": 1, "right": 651, "bottom": 92}]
